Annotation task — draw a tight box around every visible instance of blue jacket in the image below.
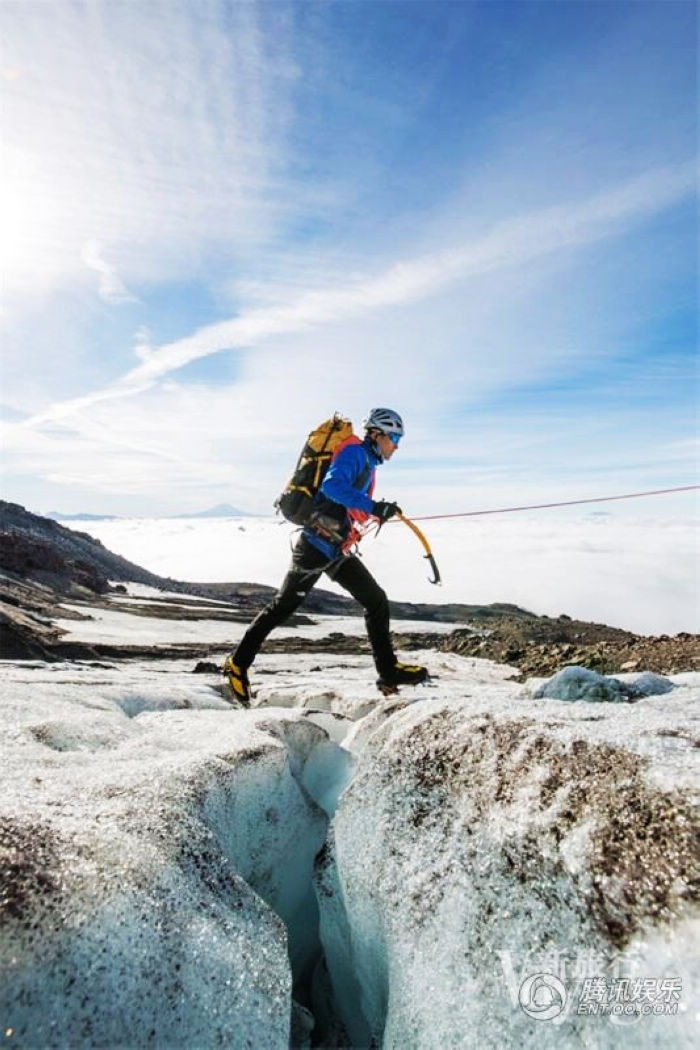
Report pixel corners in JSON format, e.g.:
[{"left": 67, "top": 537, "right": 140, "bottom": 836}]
[{"left": 304, "top": 436, "right": 380, "bottom": 558}]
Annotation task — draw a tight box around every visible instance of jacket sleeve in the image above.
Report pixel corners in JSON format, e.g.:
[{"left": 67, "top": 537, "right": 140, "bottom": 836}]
[{"left": 320, "top": 444, "right": 375, "bottom": 513}]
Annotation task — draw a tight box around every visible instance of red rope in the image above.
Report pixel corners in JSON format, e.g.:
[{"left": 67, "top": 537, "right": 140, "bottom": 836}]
[{"left": 409, "top": 485, "right": 699, "bottom": 522}]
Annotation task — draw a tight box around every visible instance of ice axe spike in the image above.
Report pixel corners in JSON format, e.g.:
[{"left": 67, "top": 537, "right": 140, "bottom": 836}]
[{"left": 396, "top": 513, "right": 442, "bottom": 585}]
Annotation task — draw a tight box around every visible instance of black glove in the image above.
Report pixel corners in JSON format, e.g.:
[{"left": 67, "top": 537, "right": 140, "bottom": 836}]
[{"left": 372, "top": 500, "right": 402, "bottom": 523}]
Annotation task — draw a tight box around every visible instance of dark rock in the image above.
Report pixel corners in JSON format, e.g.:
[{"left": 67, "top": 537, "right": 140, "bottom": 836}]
[
  {"left": 193, "top": 661, "right": 220, "bottom": 674},
  {"left": 0, "top": 620, "right": 54, "bottom": 660},
  {"left": 51, "top": 642, "right": 101, "bottom": 661},
  {"left": 0, "top": 529, "right": 110, "bottom": 595}
]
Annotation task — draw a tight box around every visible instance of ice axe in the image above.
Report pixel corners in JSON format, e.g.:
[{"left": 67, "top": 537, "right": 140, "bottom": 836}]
[{"left": 397, "top": 513, "right": 441, "bottom": 585}]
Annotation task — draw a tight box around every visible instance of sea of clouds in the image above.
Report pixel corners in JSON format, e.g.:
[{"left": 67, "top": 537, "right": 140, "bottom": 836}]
[{"left": 66, "top": 513, "right": 698, "bottom": 636}]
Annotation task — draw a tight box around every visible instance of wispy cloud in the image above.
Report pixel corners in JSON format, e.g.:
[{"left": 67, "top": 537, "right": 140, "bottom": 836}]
[
  {"left": 81, "top": 241, "right": 137, "bottom": 304},
  {"left": 1, "top": 1, "right": 695, "bottom": 521},
  {"left": 1, "top": 1, "right": 299, "bottom": 296},
  {"left": 16, "top": 160, "right": 695, "bottom": 429}
]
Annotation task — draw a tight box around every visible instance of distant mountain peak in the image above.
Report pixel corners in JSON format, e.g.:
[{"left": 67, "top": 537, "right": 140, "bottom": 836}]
[
  {"left": 173, "top": 503, "right": 252, "bottom": 518},
  {"left": 45, "top": 504, "right": 252, "bottom": 520},
  {"left": 46, "top": 511, "right": 120, "bottom": 521}
]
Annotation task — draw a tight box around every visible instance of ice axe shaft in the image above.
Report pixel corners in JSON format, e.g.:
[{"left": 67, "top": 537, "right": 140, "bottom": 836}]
[{"left": 396, "top": 513, "right": 441, "bottom": 585}]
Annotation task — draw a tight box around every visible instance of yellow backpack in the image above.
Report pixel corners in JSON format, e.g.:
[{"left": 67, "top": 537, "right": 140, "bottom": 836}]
[{"left": 274, "top": 414, "right": 354, "bottom": 525}]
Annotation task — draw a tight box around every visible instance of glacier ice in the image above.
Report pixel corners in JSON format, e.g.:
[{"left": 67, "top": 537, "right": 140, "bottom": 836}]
[
  {"left": 0, "top": 669, "right": 334, "bottom": 1048},
  {"left": 1, "top": 653, "right": 697, "bottom": 1048},
  {"left": 533, "top": 664, "right": 676, "bottom": 703},
  {"left": 620, "top": 670, "right": 676, "bottom": 698},
  {"left": 314, "top": 672, "right": 699, "bottom": 1049}
]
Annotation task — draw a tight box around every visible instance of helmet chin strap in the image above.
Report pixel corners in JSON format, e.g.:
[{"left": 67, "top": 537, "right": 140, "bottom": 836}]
[{"left": 366, "top": 429, "right": 384, "bottom": 462}]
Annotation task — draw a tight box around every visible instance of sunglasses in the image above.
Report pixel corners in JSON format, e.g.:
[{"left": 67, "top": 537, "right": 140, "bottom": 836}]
[{"left": 387, "top": 432, "right": 401, "bottom": 446}]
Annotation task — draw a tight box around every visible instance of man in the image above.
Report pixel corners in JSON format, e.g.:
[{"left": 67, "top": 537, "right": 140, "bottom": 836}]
[{"left": 223, "top": 408, "right": 428, "bottom": 706}]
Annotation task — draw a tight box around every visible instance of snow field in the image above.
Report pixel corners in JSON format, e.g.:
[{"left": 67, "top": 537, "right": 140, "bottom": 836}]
[{"left": 53, "top": 600, "right": 464, "bottom": 647}]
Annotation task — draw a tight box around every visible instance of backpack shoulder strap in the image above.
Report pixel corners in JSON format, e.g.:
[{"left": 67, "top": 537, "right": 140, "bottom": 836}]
[
  {"left": 331, "top": 433, "right": 362, "bottom": 459},
  {"left": 331, "top": 435, "right": 373, "bottom": 491}
]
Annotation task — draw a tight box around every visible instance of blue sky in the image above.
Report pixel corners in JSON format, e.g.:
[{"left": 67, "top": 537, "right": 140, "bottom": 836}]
[{"left": 1, "top": 0, "right": 697, "bottom": 518}]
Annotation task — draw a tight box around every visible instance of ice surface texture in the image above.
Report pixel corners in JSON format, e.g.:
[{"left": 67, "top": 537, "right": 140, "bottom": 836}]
[
  {"left": 1, "top": 656, "right": 698, "bottom": 1048},
  {"left": 0, "top": 671, "right": 332, "bottom": 1049},
  {"left": 317, "top": 681, "right": 699, "bottom": 1049}
]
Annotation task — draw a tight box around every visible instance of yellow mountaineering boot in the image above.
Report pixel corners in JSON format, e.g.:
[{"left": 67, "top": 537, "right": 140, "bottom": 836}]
[
  {"left": 223, "top": 655, "right": 251, "bottom": 708},
  {"left": 376, "top": 661, "right": 429, "bottom": 695}
]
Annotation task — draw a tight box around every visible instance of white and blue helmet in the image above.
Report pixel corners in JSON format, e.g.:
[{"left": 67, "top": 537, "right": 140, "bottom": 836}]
[{"left": 363, "top": 407, "right": 404, "bottom": 438}]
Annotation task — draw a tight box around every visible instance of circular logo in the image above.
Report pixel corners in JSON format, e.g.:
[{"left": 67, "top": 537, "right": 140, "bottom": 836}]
[{"left": 519, "top": 972, "right": 568, "bottom": 1021}]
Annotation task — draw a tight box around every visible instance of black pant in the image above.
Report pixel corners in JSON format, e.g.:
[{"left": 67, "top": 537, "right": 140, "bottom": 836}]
[{"left": 233, "top": 535, "right": 396, "bottom": 675}]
